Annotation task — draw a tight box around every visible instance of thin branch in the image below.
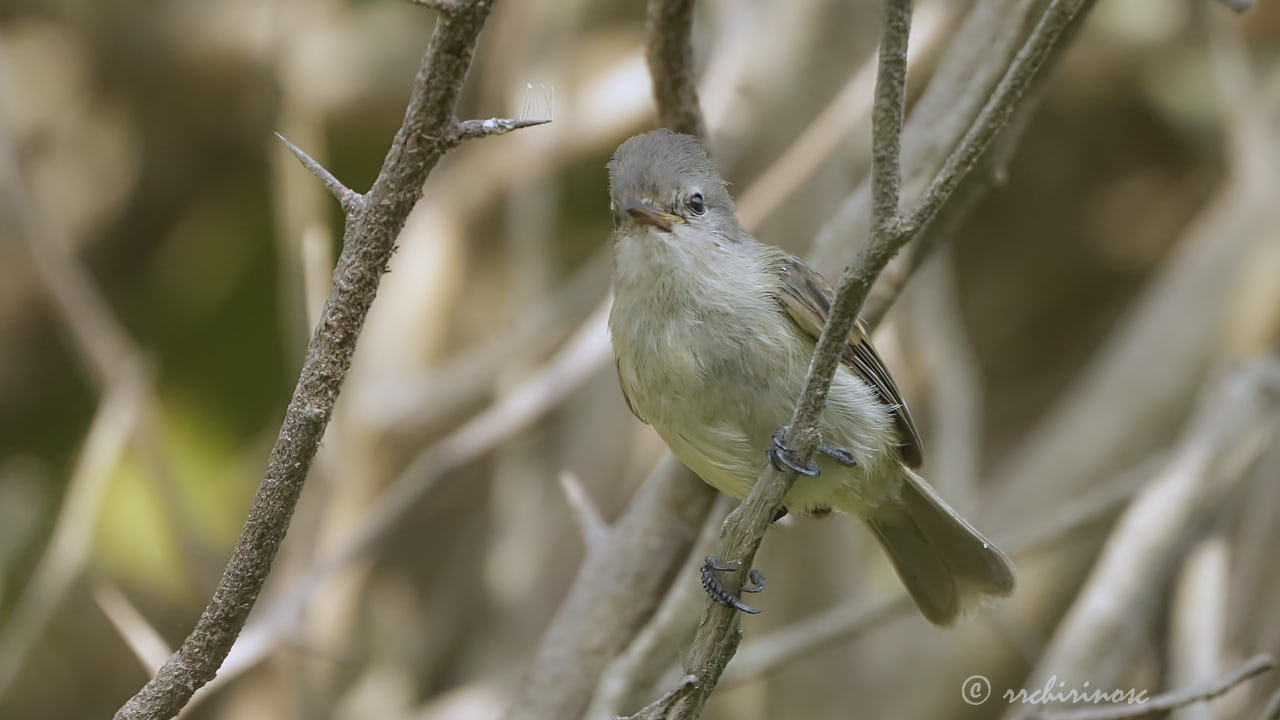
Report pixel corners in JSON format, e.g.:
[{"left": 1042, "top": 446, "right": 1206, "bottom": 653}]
[
  {"left": 113, "top": 2, "right": 504, "bottom": 717},
  {"left": 93, "top": 582, "right": 172, "bottom": 676},
  {"left": 902, "top": 0, "right": 1092, "bottom": 239},
  {"left": 861, "top": 79, "right": 1041, "bottom": 328},
  {"left": 450, "top": 117, "right": 551, "bottom": 143},
  {"left": 1037, "top": 654, "right": 1275, "bottom": 720},
  {"left": 1167, "top": 536, "right": 1230, "bottom": 720},
  {"left": 1260, "top": 685, "right": 1280, "bottom": 720},
  {"left": 0, "top": 378, "right": 142, "bottom": 696},
  {"left": 275, "top": 132, "right": 363, "bottom": 213},
  {"left": 733, "top": 2, "right": 956, "bottom": 232},
  {"left": 558, "top": 471, "right": 609, "bottom": 549},
  {"left": 645, "top": 0, "right": 707, "bottom": 138}
]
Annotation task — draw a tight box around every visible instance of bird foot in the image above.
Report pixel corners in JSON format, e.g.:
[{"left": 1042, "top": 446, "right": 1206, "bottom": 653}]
[
  {"left": 701, "top": 555, "right": 766, "bottom": 614},
  {"left": 767, "top": 426, "right": 820, "bottom": 477}
]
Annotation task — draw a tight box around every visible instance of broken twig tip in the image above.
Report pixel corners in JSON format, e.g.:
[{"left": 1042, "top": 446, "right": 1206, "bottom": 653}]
[{"left": 450, "top": 117, "right": 551, "bottom": 145}]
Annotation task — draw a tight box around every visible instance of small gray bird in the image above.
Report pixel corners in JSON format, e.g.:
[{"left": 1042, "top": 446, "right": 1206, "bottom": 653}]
[{"left": 606, "top": 129, "right": 1015, "bottom": 625}]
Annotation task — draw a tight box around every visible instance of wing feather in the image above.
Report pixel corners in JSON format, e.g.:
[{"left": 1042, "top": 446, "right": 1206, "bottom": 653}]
[
  {"left": 776, "top": 257, "right": 924, "bottom": 467},
  {"left": 615, "top": 357, "right": 649, "bottom": 425}
]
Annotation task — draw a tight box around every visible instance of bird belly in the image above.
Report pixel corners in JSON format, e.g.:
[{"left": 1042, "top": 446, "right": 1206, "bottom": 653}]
[
  {"left": 624, "top": 332, "right": 902, "bottom": 516},
  {"left": 610, "top": 273, "right": 903, "bottom": 516}
]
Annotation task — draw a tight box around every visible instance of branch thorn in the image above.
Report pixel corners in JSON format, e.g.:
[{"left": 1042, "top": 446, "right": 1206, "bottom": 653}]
[{"left": 274, "top": 132, "right": 363, "bottom": 214}]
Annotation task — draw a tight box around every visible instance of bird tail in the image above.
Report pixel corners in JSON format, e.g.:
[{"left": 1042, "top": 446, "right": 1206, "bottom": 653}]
[{"left": 849, "top": 467, "right": 1016, "bottom": 626}]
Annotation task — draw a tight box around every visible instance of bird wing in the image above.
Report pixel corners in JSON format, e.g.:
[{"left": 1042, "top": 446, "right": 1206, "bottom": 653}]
[
  {"left": 775, "top": 256, "right": 924, "bottom": 468},
  {"left": 615, "top": 356, "right": 649, "bottom": 425}
]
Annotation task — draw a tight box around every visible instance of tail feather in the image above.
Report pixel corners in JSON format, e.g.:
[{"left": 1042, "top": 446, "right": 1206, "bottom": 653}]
[{"left": 858, "top": 468, "right": 1015, "bottom": 626}]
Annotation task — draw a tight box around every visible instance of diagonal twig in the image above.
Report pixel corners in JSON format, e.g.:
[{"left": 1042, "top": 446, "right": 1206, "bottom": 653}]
[
  {"left": 111, "top": 2, "right": 548, "bottom": 717},
  {"left": 1036, "top": 654, "right": 1274, "bottom": 720}
]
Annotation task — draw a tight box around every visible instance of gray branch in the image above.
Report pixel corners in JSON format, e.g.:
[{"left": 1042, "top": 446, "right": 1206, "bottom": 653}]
[
  {"left": 645, "top": 0, "right": 707, "bottom": 138},
  {"left": 110, "top": 2, "right": 547, "bottom": 718}
]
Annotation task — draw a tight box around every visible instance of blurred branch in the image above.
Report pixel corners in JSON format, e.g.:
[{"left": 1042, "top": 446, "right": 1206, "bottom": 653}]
[
  {"left": 558, "top": 471, "right": 608, "bottom": 549},
  {"left": 1037, "top": 654, "right": 1275, "bottom": 720},
  {"left": 645, "top": 0, "right": 707, "bottom": 138},
  {"left": 0, "top": 47, "right": 224, "bottom": 592},
  {"left": 898, "top": 0, "right": 1089, "bottom": 242},
  {"left": 733, "top": 2, "right": 955, "bottom": 232},
  {"left": 1015, "top": 359, "right": 1280, "bottom": 713},
  {"left": 357, "top": 245, "right": 611, "bottom": 436},
  {"left": 588, "top": 496, "right": 734, "bottom": 718},
  {"left": 860, "top": 84, "right": 1037, "bottom": 327},
  {"left": 112, "top": 2, "right": 548, "bottom": 717},
  {"left": 988, "top": 0, "right": 1279, "bottom": 524},
  {"left": 93, "top": 582, "right": 172, "bottom": 677},
  {"left": 0, "top": 377, "right": 142, "bottom": 697},
  {"left": 903, "top": 250, "right": 983, "bottom": 507},
  {"left": 1261, "top": 686, "right": 1280, "bottom": 720},
  {"left": 1168, "top": 537, "right": 1229, "bottom": 720}
]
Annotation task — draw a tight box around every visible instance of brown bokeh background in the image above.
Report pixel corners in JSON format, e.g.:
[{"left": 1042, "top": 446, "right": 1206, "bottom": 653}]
[{"left": 1, "top": 0, "right": 1279, "bottom": 718}]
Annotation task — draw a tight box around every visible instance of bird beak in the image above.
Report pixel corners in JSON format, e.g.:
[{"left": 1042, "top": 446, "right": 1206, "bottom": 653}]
[{"left": 623, "top": 201, "right": 683, "bottom": 233}]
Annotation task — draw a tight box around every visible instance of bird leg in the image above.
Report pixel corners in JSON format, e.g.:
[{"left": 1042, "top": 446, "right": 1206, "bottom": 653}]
[{"left": 701, "top": 555, "right": 766, "bottom": 614}]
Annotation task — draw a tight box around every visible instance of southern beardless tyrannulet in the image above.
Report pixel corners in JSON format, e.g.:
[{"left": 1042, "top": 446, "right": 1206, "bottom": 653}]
[{"left": 606, "top": 130, "right": 1015, "bottom": 625}]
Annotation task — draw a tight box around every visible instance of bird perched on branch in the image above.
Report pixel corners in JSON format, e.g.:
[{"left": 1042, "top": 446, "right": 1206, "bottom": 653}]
[{"left": 606, "top": 129, "right": 1015, "bottom": 625}]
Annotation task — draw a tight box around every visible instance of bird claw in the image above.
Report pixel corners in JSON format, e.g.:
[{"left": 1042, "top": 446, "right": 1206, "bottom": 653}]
[
  {"left": 767, "top": 426, "right": 820, "bottom": 477},
  {"left": 701, "top": 555, "right": 765, "bottom": 614},
  {"left": 818, "top": 442, "right": 857, "bottom": 467}
]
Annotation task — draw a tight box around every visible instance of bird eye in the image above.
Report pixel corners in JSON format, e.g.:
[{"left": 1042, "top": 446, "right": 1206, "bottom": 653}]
[{"left": 687, "top": 193, "right": 706, "bottom": 215}]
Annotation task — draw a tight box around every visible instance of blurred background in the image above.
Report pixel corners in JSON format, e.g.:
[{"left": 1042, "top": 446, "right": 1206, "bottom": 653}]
[{"left": 1, "top": 0, "right": 1279, "bottom": 718}]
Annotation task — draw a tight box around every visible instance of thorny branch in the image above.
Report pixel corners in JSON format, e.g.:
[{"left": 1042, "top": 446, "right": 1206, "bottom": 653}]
[{"left": 112, "top": 2, "right": 547, "bottom": 718}]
